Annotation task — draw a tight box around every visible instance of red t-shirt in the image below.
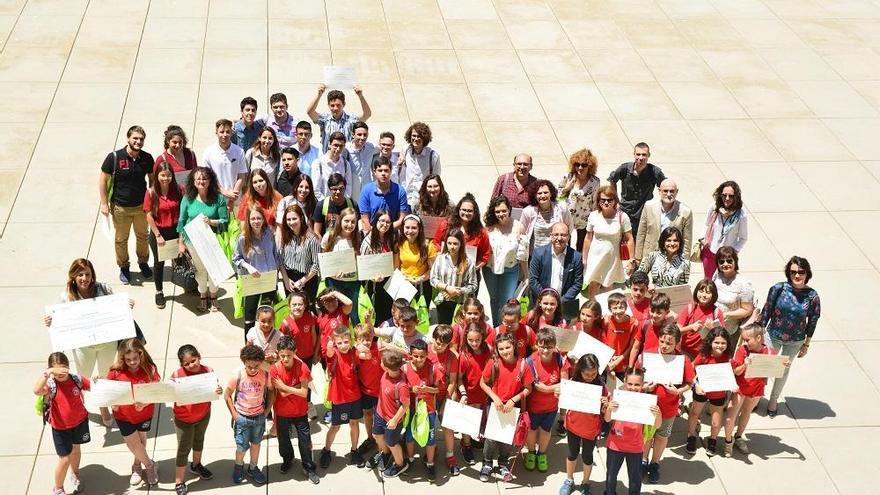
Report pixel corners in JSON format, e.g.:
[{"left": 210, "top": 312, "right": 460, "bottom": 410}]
[
  {"left": 677, "top": 304, "right": 725, "bottom": 358},
  {"left": 377, "top": 372, "right": 411, "bottom": 421},
  {"left": 317, "top": 309, "right": 350, "bottom": 360},
  {"left": 357, "top": 341, "right": 383, "bottom": 398},
  {"left": 270, "top": 358, "right": 311, "bottom": 418},
  {"left": 429, "top": 348, "right": 459, "bottom": 401},
  {"left": 327, "top": 349, "right": 361, "bottom": 404},
  {"left": 488, "top": 324, "right": 536, "bottom": 359},
  {"left": 607, "top": 419, "right": 645, "bottom": 453},
  {"left": 142, "top": 187, "right": 183, "bottom": 229},
  {"left": 453, "top": 320, "right": 492, "bottom": 350},
  {"left": 237, "top": 191, "right": 283, "bottom": 226},
  {"left": 732, "top": 344, "right": 776, "bottom": 397},
  {"left": 648, "top": 353, "right": 695, "bottom": 418},
  {"left": 693, "top": 353, "right": 732, "bottom": 400},
  {"left": 404, "top": 362, "right": 445, "bottom": 413},
  {"left": 639, "top": 320, "right": 662, "bottom": 354},
  {"left": 629, "top": 297, "right": 651, "bottom": 325},
  {"left": 481, "top": 357, "right": 534, "bottom": 403},
  {"left": 458, "top": 350, "right": 491, "bottom": 405},
  {"left": 171, "top": 365, "right": 214, "bottom": 424},
  {"left": 526, "top": 351, "right": 563, "bottom": 414},
  {"left": 432, "top": 222, "right": 491, "bottom": 266},
  {"left": 602, "top": 315, "right": 638, "bottom": 372},
  {"left": 46, "top": 375, "right": 91, "bottom": 430},
  {"left": 564, "top": 377, "right": 607, "bottom": 440},
  {"left": 108, "top": 366, "right": 161, "bottom": 424},
  {"left": 571, "top": 320, "right": 603, "bottom": 341},
  {"left": 281, "top": 312, "right": 318, "bottom": 361}
]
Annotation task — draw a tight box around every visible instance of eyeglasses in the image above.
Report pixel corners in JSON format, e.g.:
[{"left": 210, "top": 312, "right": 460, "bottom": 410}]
[
  {"left": 718, "top": 259, "right": 735, "bottom": 265},
  {"left": 599, "top": 198, "right": 615, "bottom": 204},
  {"left": 329, "top": 186, "right": 345, "bottom": 192},
  {"left": 574, "top": 162, "right": 589, "bottom": 168},
  {"left": 789, "top": 269, "right": 806, "bottom": 276}
]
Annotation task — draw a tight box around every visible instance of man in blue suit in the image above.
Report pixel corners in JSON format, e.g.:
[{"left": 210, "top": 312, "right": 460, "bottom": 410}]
[{"left": 528, "top": 222, "right": 584, "bottom": 321}]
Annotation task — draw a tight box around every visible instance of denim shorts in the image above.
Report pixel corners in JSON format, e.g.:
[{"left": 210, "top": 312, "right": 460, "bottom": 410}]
[
  {"left": 331, "top": 400, "right": 364, "bottom": 425},
  {"left": 372, "top": 413, "right": 404, "bottom": 447},
  {"left": 404, "top": 411, "right": 437, "bottom": 446},
  {"left": 234, "top": 413, "right": 266, "bottom": 452},
  {"left": 529, "top": 410, "right": 558, "bottom": 432}
]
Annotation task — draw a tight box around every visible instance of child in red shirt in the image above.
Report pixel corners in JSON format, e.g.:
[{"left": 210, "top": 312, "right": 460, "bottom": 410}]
[
  {"left": 170, "top": 345, "right": 223, "bottom": 493},
  {"left": 456, "top": 322, "right": 491, "bottom": 466},
  {"left": 315, "top": 289, "right": 353, "bottom": 361},
  {"left": 479, "top": 333, "right": 534, "bottom": 483},
  {"left": 559, "top": 354, "right": 608, "bottom": 495},
  {"left": 640, "top": 325, "right": 694, "bottom": 483},
  {"left": 452, "top": 297, "right": 491, "bottom": 351},
  {"left": 280, "top": 291, "right": 320, "bottom": 365},
  {"left": 677, "top": 279, "right": 725, "bottom": 359},
  {"left": 601, "top": 293, "right": 638, "bottom": 383},
  {"left": 321, "top": 325, "right": 364, "bottom": 468},
  {"left": 404, "top": 339, "right": 446, "bottom": 479},
  {"left": 605, "top": 368, "right": 661, "bottom": 495},
  {"left": 630, "top": 293, "right": 672, "bottom": 363},
  {"left": 489, "top": 299, "right": 536, "bottom": 358},
  {"left": 571, "top": 299, "right": 603, "bottom": 341},
  {"left": 355, "top": 323, "right": 382, "bottom": 455},
  {"left": 522, "top": 288, "right": 567, "bottom": 336},
  {"left": 270, "top": 336, "right": 318, "bottom": 483},
  {"left": 524, "top": 329, "right": 563, "bottom": 473},
  {"left": 723, "top": 324, "right": 789, "bottom": 457},
  {"left": 687, "top": 327, "right": 733, "bottom": 457},
  {"left": 106, "top": 338, "right": 161, "bottom": 487},
  {"left": 429, "top": 325, "right": 461, "bottom": 475},
  {"left": 34, "top": 352, "right": 91, "bottom": 495},
  {"left": 627, "top": 271, "right": 652, "bottom": 325},
  {"left": 368, "top": 351, "right": 411, "bottom": 478}
]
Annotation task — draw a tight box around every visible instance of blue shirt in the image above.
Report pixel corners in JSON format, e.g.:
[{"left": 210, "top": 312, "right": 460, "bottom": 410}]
[
  {"left": 232, "top": 119, "right": 264, "bottom": 151},
  {"left": 358, "top": 181, "right": 410, "bottom": 224},
  {"left": 296, "top": 144, "right": 320, "bottom": 177},
  {"left": 232, "top": 229, "right": 279, "bottom": 274},
  {"left": 316, "top": 111, "right": 359, "bottom": 152}
]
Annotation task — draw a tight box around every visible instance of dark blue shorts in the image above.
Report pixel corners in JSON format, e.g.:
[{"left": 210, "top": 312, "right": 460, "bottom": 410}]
[
  {"left": 372, "top": 413, "right": 403, "bottom": 447},
  {"left": 331, "top": 400, "right": 364, "bottom": 426},
  {"left": 529, "top": 411, "right": 558, "bottom": 432},
  {"left": 361, "top": 394, "right": 378, "bottom": 411},
  {"left": 117, "top": 418, "right": 152, "bottom": 437},
  {"left": 52, "top": 419, "right": 90, "bottom": 456}
]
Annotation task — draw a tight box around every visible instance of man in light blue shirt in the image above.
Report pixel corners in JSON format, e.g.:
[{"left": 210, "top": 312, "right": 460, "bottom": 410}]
[
  {"left": 345, "top": 121, "right": 377, "bottom": 200},
  {"left": 293, "top": 120, "right": 320, "bottom": 176}
]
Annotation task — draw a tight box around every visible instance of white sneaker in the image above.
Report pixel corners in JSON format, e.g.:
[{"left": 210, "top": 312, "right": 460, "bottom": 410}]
[
  {"left": 734, "top": 436, "right": 750, "bottom": 454},
  {"left": 130, "top": 464, "right": 143, "bottom": 485},
  {"left": 68, "top": 473, "right": 82, "bottom": 494},
  {"left": 51, "top": 488, "right": 67, "bottom": 495},
  {"left": 144, "top": 461, "right": 159, "bottom": 486}
]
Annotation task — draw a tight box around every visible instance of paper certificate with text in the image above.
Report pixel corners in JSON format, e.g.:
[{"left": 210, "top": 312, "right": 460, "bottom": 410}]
[
  {"left": 610, "top": 389, "right": 657, "bottom": 425},
  {"left": 695, "top": 363, "right": 737, "bottom": 393},
  {"left": 643, "top": 353, "right": 685, "bottom": 385},
  {"left": 357, "top": 252, "right": 394, "bottom": 281},
  {"left": 133, "top": 382, "right": 178, "bottom": 404},
  {"left": 173, "top": 372, "right": 221, "bottom": 406},
  {"left": 183, "top": 214, "right": 234, "bottom": 286},
  {"left": 558, "top": 380, "right": 603, "bottom": 414},
  {"left": 483, "top": 407, "right": 519, "bottom": 445},
  {"left": 47, "top": 293, "right": 135, "bottom": 352},
  {"left": 323, "top": 65, "right": 356, "bottom": 89},
  {"left": 87, "top": 379, "right": 134, "bottom": 407},
  {"left": 440, "top": 401, "right": 483, "bottom": 438},
  {"left": 745, "top": 354, "right": 787, "bottom": 379},
  {"left": 240, "top": 272, "right": 278, "bottom": 297}
]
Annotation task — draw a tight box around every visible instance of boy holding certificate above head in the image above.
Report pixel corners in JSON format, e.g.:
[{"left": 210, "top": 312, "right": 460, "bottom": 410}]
[
  {"left": 224, "top": 345, "right": 270, "bottom": 486},
  {"left": 605, "top": 368, "right": 661, "bottom": 495},
  {"left": 320, "top": 325, "right": 364, "bottom": 469},
  {"left": 366, "top": 351, "right": 411, "bottom": 478},
  {"left": 270, "top": 336, "right": 320, "bottom": 484},
  {"left": 403, "top": 339, "right": 446, "bottom": 480},
  {"left": 170, "top": 345, "right": 222, "bottom": 495}
]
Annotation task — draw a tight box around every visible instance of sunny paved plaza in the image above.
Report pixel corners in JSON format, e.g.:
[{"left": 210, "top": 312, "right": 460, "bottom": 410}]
[{"left": 1, "top": 0, "right": 880, "bottom": 494}]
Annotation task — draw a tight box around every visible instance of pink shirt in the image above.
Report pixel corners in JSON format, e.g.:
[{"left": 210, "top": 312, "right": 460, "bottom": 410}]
[{"left": 228, "top": 366, "right": 268, "bottom": 416}]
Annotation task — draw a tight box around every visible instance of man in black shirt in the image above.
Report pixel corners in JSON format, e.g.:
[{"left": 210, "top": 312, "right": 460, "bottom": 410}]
[
  {"left": 98, "top": 125, "right": 155, "bottom": 284},
  {"left": 607, "top": 142, "right": 666, "bottom": 239}
]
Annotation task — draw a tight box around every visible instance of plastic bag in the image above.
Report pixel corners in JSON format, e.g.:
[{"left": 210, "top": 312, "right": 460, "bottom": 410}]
[
  {"left": 412, "top": 399, "right": 430, "bottom": 447},
  {"left": 412, "top": 295, "right": 430, "bottom": 335}
]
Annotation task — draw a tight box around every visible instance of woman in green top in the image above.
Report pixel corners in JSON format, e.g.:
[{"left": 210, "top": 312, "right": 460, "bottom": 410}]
[{"left": 177, "top": 166, "right": 228, "bottom": 312}]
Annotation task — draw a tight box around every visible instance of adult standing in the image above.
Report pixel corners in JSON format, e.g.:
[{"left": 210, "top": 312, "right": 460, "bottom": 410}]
[
  {"left": 202, "top": 119, "right": 247, "bottom": 210},
  {"left": 557, "top": 148, "right": 600, "bottom": 252},
  {"left": 259, "top": 92, "right": 296, "bottom": 148},
  {"left": 277, "top": 203, "right": 321, "bottom": 302},
  {"left": 153, "top": 125, "right": 197, "bottom": 186},
  {"left": 582, "top": 185, "right": 634, "bottom": 298},
  {"left": 232, "top": 96, "right": 264, "bottom": 151},
  {"left": 412, "top": 174, "right": 453, "bottom": 221},
  {"left": 293, "top": 121, "right": 321, "bottom": 176},
  {"left": 312, "top": 173, "right": 358, "bottom": 237},
  {"left": 635, "top": 179, "right": 693, "bottom": 262},
  {"left": 395, "top": 214, "right": 437, "bottom": 308},
  {"left": 483, "top": 196, "right": 528, "bottom": 325},
  {"left": 233, "top": 205, "right": 279, "bottom": 336},
  {"left": 491, "top": 153, "right": 539, "bottom": 210},
  {"left": 760, "top": 256, "right": 820, "bottom": 417},
  {"left": 432, "top": 193, "right": 490, "bottom": 277},
  {"left": 634, "top": 226, "right": 690, "bottom": 288},
  {"left": 711, "top": 246, "right": 755, "bottom": 344},
  {"left": 698, "top": 181, "right": 748, "bottom": 279},
  {"left": 144, "top": 162, "right": 183, "bottom": 309},
  {"left": 528, "top": 223, "right": 584, "bottom": 321},
  {"left": 358, "top": 156, "right": 409, "bottom": 233},
  {"left": 99, "top": 125, "right": 155, "bottom": 284},
  {"left": 244, "top": 127, "right": 281, "bottom": 185},
  {"left": 360, "top": 209, "right": 396, "bottom": 324},
  {"left": 396, "top": 122, "right": 440, "bottom": 207},
  {"left": 311, "top": 132, "right": 353, "bottom": 201},
  {"left": 519, "top": 179, "right": 574, "bottom": 250},
  {"left": 607, "top": 142, "right": 666, "bottom": 239},
  {"left": 345, "top": 121, "right": 377, "bottom": 200}
]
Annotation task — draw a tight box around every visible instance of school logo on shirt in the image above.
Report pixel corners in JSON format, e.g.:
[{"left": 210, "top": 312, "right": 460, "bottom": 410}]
[
  {"left": 72, "top": 388, "right": 81, "bottom": 397},
  {"left": 118, "top": 158, "right": 130, "bottom": 170},
  {"left": 141, "top": 421, "right": 151, "bottom": 429},
  {"left": 80, "top": 432, "right": 90, "bottom": 442},
  {"left": 549, "top": 372, "right": 559, "bottom": 383}
]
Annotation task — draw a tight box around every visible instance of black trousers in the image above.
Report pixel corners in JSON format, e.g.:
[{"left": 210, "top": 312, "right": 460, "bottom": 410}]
[
  {"left": 148, "top": 226, "right": 179, "bottom": 292},
  {"left": 276, "top": 415, "right": 315, "bottom": 470}
]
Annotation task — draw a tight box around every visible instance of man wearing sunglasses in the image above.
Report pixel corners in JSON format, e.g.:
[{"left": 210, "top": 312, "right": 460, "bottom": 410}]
[{"left": 607, "top": 143, "right": 666, "bottom": 239}]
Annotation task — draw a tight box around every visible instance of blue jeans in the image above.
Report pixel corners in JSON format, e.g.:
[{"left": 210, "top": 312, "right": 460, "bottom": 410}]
[
  {"left": 233, "top": 413, "right": 266, "bottom": 453},
  {"left": 327, "top": 278, "right": 360, "bottom": 326},
  {"left": 482, "top": 265, "right": 520, "bottom": 326},
  {"left": 605, "top": 449, "right": 642, "bottom": 495},
  {"left": 766, "top": 334, "right": 804, "bottom": 403}
]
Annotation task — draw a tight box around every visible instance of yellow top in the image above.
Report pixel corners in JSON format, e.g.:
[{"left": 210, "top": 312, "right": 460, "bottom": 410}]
[{"left": 398, "top": 240, "right": 436, "bottom": 278}]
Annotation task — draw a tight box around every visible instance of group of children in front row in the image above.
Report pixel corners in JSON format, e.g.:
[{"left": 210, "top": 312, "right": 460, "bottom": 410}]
[{"left": 36, "top": 274, "right": 787, "bottom": 495}]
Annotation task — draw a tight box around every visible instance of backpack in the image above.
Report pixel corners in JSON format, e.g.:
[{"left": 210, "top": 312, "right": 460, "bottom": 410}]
[{"left": 39, "top": 374, "right": 84, "bottom": 425}]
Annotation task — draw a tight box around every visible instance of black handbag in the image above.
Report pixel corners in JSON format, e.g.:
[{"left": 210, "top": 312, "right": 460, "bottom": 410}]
[{"left": 172, "top": 254, "right": 199, "bottom": 293}]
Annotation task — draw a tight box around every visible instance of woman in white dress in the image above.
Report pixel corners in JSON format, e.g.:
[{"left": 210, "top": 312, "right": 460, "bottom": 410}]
[{"left": 581, "top": 184, "right": 634, "bottom": 298}]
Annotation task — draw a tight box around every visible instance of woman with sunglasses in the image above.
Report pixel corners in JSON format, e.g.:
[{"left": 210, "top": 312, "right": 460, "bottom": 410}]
[
  {"left": 558, "top": 148, "right": 600, "bottom": 252},
  {"left": 581, "top": 185, "right": 634, "bottom": 299},
  {"left": 759, "top": 256, "right": 820, "bottom": 418},
  {"left": 697, "top": 181, "right": 748, "bottom": 279},
  {"left": 712, "top": 246, "right": 754, "bottom": 344}
]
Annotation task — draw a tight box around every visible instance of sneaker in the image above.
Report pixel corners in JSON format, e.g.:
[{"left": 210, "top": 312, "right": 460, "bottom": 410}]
[
  {"left": 426, "top": 463, "right": 436, "bottom": 480},
  {"left": 479, "top": 464, "right": 493, "bottom": 482},
  {"left": 647, "top": 462, "right": 660, "bottom": 483},
  {"left": 382, "top": 461, "right": 409, "bottom": 478},
  {"left": 155, "top": 292, "right": 166, "bottom": 309},
  {"left": 51, "top": 488, "right": 67, "bottom": 495},
  {"left": 556, "top": 419, "right": 567, "bottom": 435},
  {"left": 685, "top": 435, "right": 697, "bottom": 455},
  {"left": 640, "top": 459, "right": 648, "bottom": 478},
  {"left": 351, "top": 450, "right": 366, "bottom": 468},
  {"left": 536, "top": 453, "right": 548, "bottom": 473},
  {"left": 144, "top": 461, "right": 158, "bottom": 486},
  {"left": 319, "top": 448, "right": 332, "bottom": 469},
  {"left": 706, "top": 438, "right": 718, "bottom": 457},
  {"left": 446, "top": 456, "right": 460, "bottom": 476},
  {"left": 139, "top": 263, "right": 153, "bottom": 279},
  {"left": 579, "top": 482, "right": 592, "bottom": 495},
  {"left": 462, "top": 444, "right": 476, "bottom": 465},
  {"left": 524, "top": 452, "right": 536, "bottom": 471},
  {"left": 119, "top": 266, "right": 131, "bottom": 285},
  {"left": 232, "top": 463, "right": 244, "bottom": 484},
  {"left": 734, "top": 436, "right": 750, "bottom": 454},
  {"left": 246, "top": 465, "right": 267, "bottom": 485},
  {"left": 129, "top": 464, "right": 143, "bottom": 486},
  {"left": 322, "top": 411, "right": 332, "bottom": 424},
  {"left": 366, "top": 452, "right": 385, "bottom": 470},
  {"left": 189, "top": 462, "right": 213, "bottom": 480},
  {"left": 280, "top": 458, "right": 293, "bottom": 474},
  {"left": 68, "top": 474, "right": 81, "bottom": 494},
  {"left": 498, "top": 465, "right": 513, "bottom": 482},
  {"left": 306, "top": 469, "right": 320, "bottom": 484},
  {"left": 559, "top": 479, "right": 575, "bottom": 495},
  {"left": 174, "top": 482, "right": 188, "bottom": 495},
  {"left": 357, "top": 437, "right": 377, "bottom": 454},
  {"left": 724, "top": 439, "right": 734, "bottom": 457}
]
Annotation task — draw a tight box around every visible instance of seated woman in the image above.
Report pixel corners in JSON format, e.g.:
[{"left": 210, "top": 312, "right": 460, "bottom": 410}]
[{"left": 634, "top": 226, "right": 689, "bottom": 289}]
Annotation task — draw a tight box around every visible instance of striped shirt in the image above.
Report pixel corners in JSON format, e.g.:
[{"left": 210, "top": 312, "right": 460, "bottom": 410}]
[
  {"left": 316, "top": 111, "right": 359, "bottom": 152},
  {"left": 429, "top": 253, "right": 477, "bottom": 305},
  {"left": 278, "top": 234, "right": 321, "bottom": 276}
]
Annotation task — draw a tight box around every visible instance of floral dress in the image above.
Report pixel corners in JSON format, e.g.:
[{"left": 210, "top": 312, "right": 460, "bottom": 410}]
[{"left": 558, "top": 174, "right": 600, "bottom": 230}]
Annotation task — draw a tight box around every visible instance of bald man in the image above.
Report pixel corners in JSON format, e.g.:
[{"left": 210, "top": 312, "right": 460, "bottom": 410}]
[
  {"left": 528, "top": 222, "right": 583, "bottom": 320},
  {"left": 634, "top": 178, "right": 693, "bottom": 262},
  {"left": 491, "top": 153, "right": 539, "bottom": 209}
]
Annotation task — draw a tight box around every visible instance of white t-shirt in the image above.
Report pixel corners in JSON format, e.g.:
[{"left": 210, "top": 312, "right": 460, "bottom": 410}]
[{"left": 202, "top": 143, "right": 247, "bottom": 192}]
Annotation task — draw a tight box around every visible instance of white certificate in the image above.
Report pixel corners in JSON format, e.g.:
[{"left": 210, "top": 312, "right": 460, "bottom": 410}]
[
  {"left": 483, "top": 406, "right": 519, "bottom": 445},
  {"left": 174, "top": 372, "right": 221, "bottom": 405},
  {"left": 421, "top": 215, "right": 444, "bottom": 239},
  {"left": 357, "top": 252, "right": 394, "bottom": 281},
  {"left": 610, "top": 389, "right": 657, "bottom": 426},
  {"left": 695, "top": 363, "right": 737, "bottom": 393},
  {"left": 547, "top": 325, "right": 580, "bottom": 353},
  {"left": 240, "top": 272, "right": 278, "bottom": 297},
  {"left": 100, "top": 213, "right": 114, "bottom": 242},
  {"left": 659, "top": 284, "right": 692, "bottom": 314},
  {"left": 569, "top": 332, "right": 615, "bottom": 372},
  {"left": 87, "top": 379, "right": 133, "bottom": 407},
  {"left": 594, "top": 289, "right": 632, "bottom": 316},
  {"left": 133, "top": 382, "right": 178, "bottom": 404},
  {"left": 559, "top": 380, "right": 603, "bottom": 414},
  {"left": 323, "top": 65, "right": 356, "bottom": 89},
  {"left": 183, "top": 214, "right": 234, "bottom": 287},
  {"left": 318, "top": 249, "right": 357, "bottom": 278},
  {"left": 745, "top": 353, "right": 787, "bottom": 379},
  {"left": 383, "top": 270, "right": 418, "bottom": 302},
  {"left": 465, "top": 245, "right": 477, "bottom": 265},
  {"left": 46, "top": 293, "right": 135, "bottom": 352},
  {"left": 514, "top": 280, "right": 528, "bottom": 300},
  {"left": 440, "top": 400, "right": 483, "bottom": 438},
  {"left": 308, "top": 363, "right": 327, "bottom": 405},
  {"left": 511, "top": 207, "right": 524, "bottom": 222},
  {"left": 156, "top": 240, "right": 180, "bottom": 262},
  {"left": 643, "top": 353, "right": 685, "bottom": 385}
]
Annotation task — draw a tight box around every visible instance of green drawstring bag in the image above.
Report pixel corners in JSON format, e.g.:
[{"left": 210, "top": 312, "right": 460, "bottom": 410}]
[
  {"left": 216, "top": 215, "right": 241, "bottom": 264},
  {"left": 274, "top": 294, "right": 290, "bottom": 328},
  {"left": 412, "top": 399, "right": 430, "bottom": 447},
  {"left": 233, "top": 277, "right": 245, "bottom": 319},
  {"left": 412, "top": 295, "right": 430, "bottom": 335},
  {"left": 359, "top": 285, "right": 375, "bottom": 326},
  {"left": 519, "top": 293, "right": 529, "bottom": 318},
  {"left": 34, "top": 395, "right": 44, "bottom": 417}
]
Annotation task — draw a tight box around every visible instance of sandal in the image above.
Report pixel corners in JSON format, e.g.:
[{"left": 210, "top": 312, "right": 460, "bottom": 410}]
[
  {"left": 198, "top": 295, "right": 209, "bottom": 313},
  {"left": 209, "top": 295, "right": 220, "bottom": 313}
]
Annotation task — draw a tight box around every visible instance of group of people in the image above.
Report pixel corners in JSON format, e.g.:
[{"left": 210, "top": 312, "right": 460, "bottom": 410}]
[{"left": 37, "top": 88, "right": 821, "bottom": 495}]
